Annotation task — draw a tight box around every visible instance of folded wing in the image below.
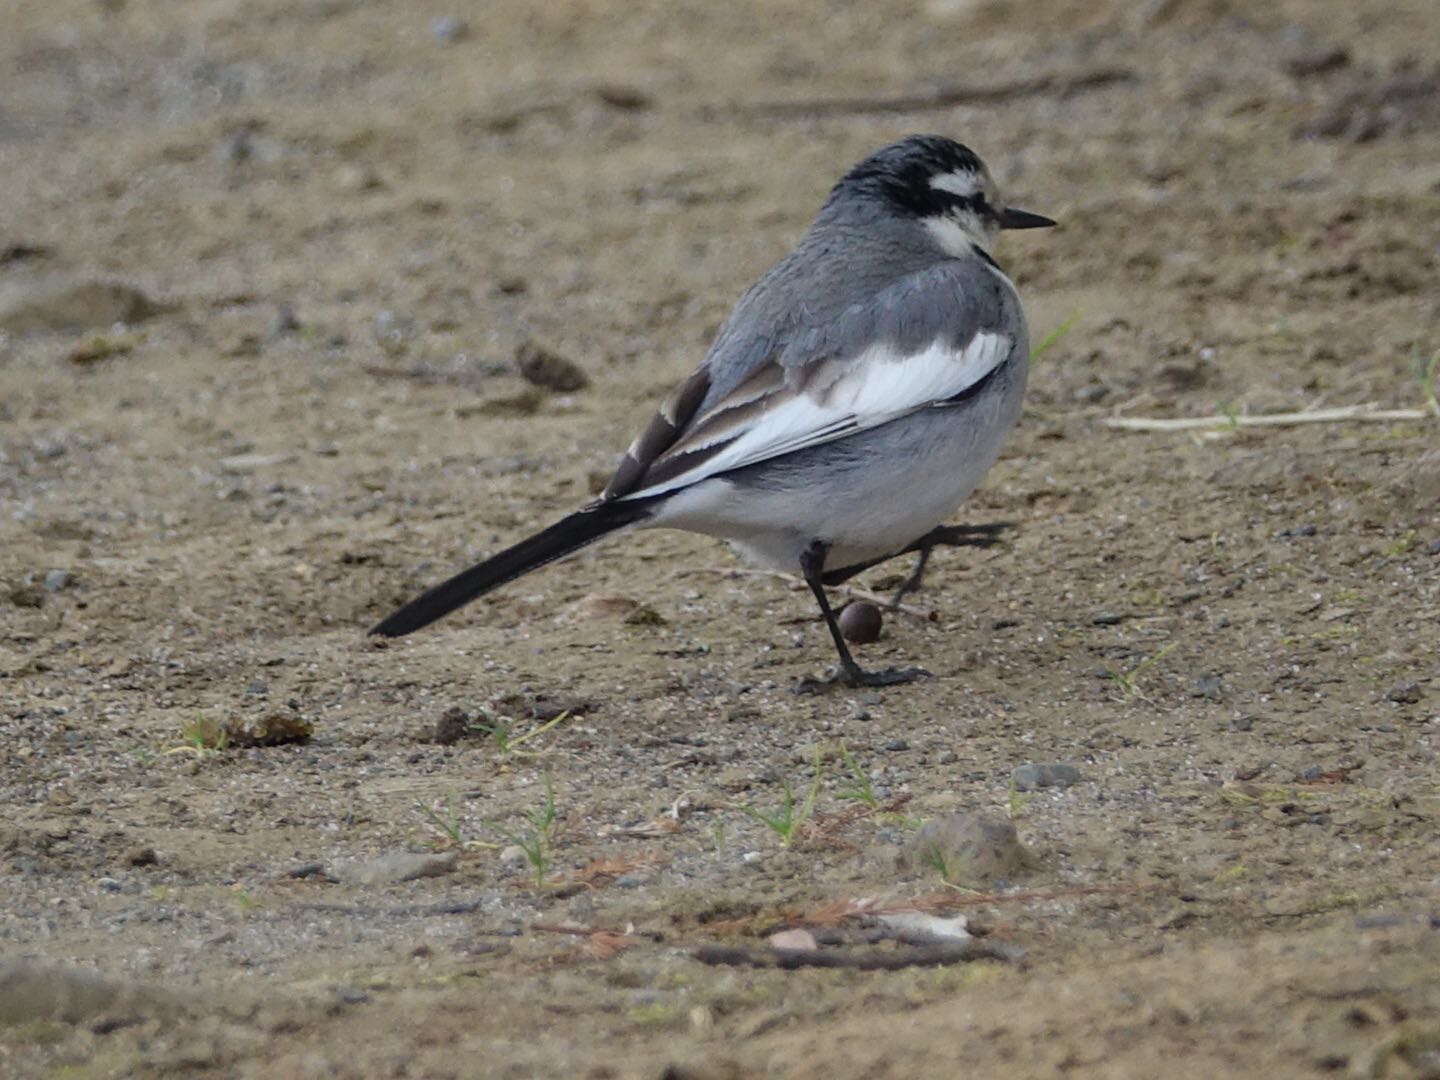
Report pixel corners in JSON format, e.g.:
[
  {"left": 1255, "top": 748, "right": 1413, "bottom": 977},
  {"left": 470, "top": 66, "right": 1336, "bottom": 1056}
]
[{"left": 603, "top": 258, "right": 1021, "bottom": 502}]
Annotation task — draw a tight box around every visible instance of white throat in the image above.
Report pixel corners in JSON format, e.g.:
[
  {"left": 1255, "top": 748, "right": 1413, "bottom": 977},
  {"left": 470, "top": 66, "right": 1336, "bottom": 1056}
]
[{"left": 923, "top": 215, "right": 990, "bottom": 259}]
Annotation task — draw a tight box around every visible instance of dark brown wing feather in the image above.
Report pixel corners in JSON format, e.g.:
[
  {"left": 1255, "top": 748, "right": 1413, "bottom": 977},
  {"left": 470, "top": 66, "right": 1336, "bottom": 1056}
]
[{"left": 601, "top": 367, "right": 712, "bottom": 499}]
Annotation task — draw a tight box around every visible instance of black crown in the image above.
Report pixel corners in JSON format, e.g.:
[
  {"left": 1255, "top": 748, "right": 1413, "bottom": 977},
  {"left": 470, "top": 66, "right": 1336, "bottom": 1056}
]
[{"left": 831, "top": 134, "right": 987, "bottom": 219}]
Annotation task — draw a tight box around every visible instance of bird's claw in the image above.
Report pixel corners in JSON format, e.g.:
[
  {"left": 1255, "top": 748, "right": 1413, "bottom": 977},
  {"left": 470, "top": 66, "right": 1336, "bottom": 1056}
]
[{"left": 794, "top": 664, "right": 932, "bottom": 694}]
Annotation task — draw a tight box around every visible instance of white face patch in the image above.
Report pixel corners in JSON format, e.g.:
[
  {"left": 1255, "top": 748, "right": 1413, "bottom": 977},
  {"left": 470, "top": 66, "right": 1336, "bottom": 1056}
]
[
  {"left": 928, "top": 168, "right": 984, "bottom": 198},
  {"left": 924, "top": 215, "right": 978, "bottom": 258}
]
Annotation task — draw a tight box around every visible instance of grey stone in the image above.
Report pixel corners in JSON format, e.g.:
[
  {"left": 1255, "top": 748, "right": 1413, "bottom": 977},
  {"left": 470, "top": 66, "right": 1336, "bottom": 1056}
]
[
  {"left": 431, "top": 16, "right": 468, "bottom": 43},
  {"left": 1012, "top": 762, "right": 1083, "bottom": 792},
  {"left": 1386, "top": 681, "right": 1422, "bottom": 705},
  {"left": 901, "top": 811, "right": 1031, "bottom": 885},
  {"left": 1192, "top": 674, "right": 1223, "bottom": 700},
  {"left": 333, "top": 852, "right": 457, "bottom": 886}
]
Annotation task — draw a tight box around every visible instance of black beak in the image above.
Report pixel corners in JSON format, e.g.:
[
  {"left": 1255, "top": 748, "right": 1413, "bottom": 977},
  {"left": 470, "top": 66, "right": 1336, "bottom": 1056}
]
[{"left": 998, "top": 206, "right": 1056, "bottom": 230}]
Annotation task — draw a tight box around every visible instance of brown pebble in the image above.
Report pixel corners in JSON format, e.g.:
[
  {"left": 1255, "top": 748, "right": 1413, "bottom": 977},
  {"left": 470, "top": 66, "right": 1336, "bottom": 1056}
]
[
  {"left": 901, "top": 812, "right": 1031, "bottom": 885},
  {"left": 8, "top": 584, "right": 45, "bottom": 609},
  {"left": 125, "top": 846, "right": 158, "bottom": 867},
  {"left": 433, "top": 706, "right": 471, "bottom": 745},
  {"left": 839, "top": 601, "right": 883, "bottom": 644},
  {"left": 516, "top": 340, "right": 589, "bottom": 392}
]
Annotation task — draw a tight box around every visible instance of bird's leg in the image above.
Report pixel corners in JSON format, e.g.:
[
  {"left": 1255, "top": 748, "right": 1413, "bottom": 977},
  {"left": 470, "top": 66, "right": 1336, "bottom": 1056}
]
[
  {"left": 797, "top": 541, "right": 930, "bottom": 691},
  {"left": 818, "top": 522, "right": 1011, "bottom": 607},
  {"left": 888, "top": 522, "right": 1010, "bottom": 609}
]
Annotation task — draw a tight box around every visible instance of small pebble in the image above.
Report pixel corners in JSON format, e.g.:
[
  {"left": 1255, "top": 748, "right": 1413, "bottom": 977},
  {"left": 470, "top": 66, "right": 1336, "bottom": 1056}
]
[
  {"left": 97, "top": 877, "right": 122, "bottom": 893},
  {"left": 333, "top": 852, "right": 456, "bottom": 886},
  {"left": 334, "top": 164, "right": 383, "bottom": 194},
  {"left": 125, "top": 846, "right": 158, "bottom": 868},
  {"left": 838, "top": 601, "right": 883, "bottom": 644},
  {"left": 1012, "top": 762, "right": 1083, "bottom": 792},
  {"left": 433, "top": 706, "right": 471, "bottom": 745},
  {"left": 901, "top": 812, "right": 1030, "bottom": 885},
  {"left": 768, "top": 928, "right": 818, "bottom": 951},
  {"left": 43, "top": 569, "right": 71, "bottom": 592},
  {"left": 516, "top": 340, "right": 589, "bottom": 393},
  {"left": 268, "top": 305, "right": 301, "bottom": 337},
  {"left": 218, "top": 129, "right": 254, "bottom": 165},
  {"left": 430, "top": 16, "right": 468, "bottom": 43},
  {"left": 1192, "top": 674, "right": 1223, "bottom": 700},
  {"left": 9, "top": 584, "right": 45, "bottom": 608},
  {"left": 883, "top": 738, "right": 909, "bottom": 752},
  {"left": 335, "top": 985, "right": 370, "bottom": 1005},
  {"left": 1386, "top": 682, "right": 1422, "bottom": 705}
]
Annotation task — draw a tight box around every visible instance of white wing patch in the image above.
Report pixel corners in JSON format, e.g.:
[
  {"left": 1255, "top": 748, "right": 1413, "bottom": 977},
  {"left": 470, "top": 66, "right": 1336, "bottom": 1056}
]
[{"left": 625, "top": 331, "right": 1011, "bottom": 499}]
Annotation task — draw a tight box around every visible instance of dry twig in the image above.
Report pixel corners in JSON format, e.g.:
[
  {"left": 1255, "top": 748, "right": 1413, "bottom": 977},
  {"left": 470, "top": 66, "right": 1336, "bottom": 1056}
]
[
  {"left": 531, "top": 922, "right": 644, "bottom": 959},
  {"left": 694, "top": 940, "right": 1020, "bottom": 969},
  {"left": 1102, "top": 405, "right": 1430, "bottom": 433},
  {"left": 565, "top": 850, "right": 667, "bottom": 889},
  {"left": 785, "top": 882, "right": 1160, "bottom": 928}
]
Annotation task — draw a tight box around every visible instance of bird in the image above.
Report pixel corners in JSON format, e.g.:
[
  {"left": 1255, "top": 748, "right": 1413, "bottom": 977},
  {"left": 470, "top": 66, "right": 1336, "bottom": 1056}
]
[{"left": 371, "top": 134, "right": 1053, "bottom": 688}]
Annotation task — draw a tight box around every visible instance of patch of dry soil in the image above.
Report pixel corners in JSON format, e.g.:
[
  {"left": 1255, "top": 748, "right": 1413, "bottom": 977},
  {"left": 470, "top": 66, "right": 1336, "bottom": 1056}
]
[{"left": 2, "top": 0, "right": 1438, "bottom": 1076}]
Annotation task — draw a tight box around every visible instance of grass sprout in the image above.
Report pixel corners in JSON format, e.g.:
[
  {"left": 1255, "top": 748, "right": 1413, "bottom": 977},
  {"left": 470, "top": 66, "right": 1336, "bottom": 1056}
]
[
  {"left": 492, "top": 773, "right": 560, "bottom": 888},
  {"left": 1412, "top": 347, "right": 1439, "bottom": 417},
  {"left": 166, "top": 715, "right": 228, "bottom": 757},
  {"left": 473, "top": 709, "right": 570, "bottom": 757},
  {"left": 1007, "top": 776, "right": 1033, "bottom": 821},
  {"left": 1106, "top": 642, "right": 1177, "bottom": 700},
  {"left": 835, "top": 742, "right": 879, "bottom": 809},
  {"left": 414, "top": 791, "right": 466, "bottom": 847},
  {"left": 742, "top": 748, "right": 822, "bottom": 847},
  {"left": 1032, "top": 310, "right": 1082, "bottom": 360}
]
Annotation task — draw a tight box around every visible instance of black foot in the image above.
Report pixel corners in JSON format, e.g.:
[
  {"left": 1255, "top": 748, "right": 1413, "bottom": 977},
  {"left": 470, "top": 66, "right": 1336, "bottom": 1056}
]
[{"left": 794, "top": 664, "right": 932, "bottom": 694}]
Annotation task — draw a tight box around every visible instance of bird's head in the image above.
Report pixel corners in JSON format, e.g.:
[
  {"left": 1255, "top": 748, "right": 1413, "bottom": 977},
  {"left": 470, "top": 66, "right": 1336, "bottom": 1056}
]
[{"left": 831, "top": 134, "right": 1054, "bottom": 256}]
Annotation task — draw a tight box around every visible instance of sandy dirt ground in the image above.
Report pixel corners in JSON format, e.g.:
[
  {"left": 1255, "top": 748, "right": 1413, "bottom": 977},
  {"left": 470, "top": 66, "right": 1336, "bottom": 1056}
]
[{"left": 3, "top": 0, "right": 1440, "bottom": 1076}]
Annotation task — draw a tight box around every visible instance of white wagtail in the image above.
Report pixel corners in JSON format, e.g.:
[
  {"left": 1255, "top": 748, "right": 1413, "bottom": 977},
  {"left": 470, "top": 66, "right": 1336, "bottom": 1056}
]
[{"left": 372, "top": 134, "right": 1053, "bottom": 687}]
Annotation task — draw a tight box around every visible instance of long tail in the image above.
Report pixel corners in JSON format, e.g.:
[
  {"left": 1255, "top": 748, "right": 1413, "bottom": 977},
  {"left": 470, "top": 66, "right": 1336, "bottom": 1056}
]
[{"left": 370, "top": 501, "right": 652, "bottom": 637}]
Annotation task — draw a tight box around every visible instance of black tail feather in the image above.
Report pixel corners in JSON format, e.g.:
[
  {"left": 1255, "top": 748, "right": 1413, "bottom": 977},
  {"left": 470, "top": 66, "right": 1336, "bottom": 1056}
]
[{"left": 370, "top": 501, "right": 651, "bottom": 637}]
